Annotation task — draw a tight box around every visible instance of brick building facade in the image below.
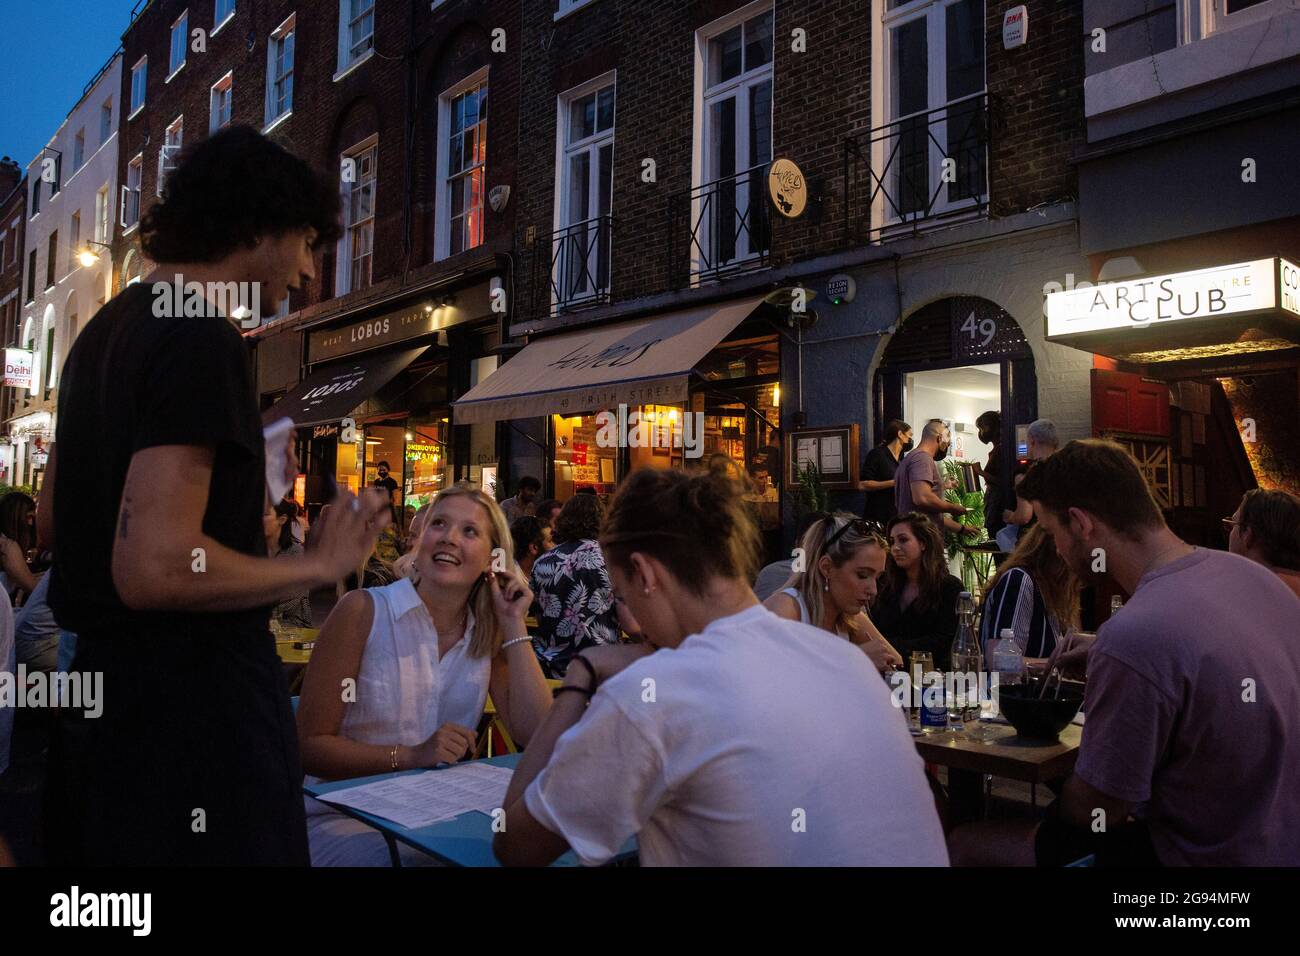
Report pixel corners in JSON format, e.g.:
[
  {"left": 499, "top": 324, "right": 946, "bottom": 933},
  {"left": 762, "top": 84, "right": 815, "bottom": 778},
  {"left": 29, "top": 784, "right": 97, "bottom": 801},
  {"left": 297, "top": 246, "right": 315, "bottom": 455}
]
[{"left": 0, "top": 159, "right": 27, "bottom": 484}]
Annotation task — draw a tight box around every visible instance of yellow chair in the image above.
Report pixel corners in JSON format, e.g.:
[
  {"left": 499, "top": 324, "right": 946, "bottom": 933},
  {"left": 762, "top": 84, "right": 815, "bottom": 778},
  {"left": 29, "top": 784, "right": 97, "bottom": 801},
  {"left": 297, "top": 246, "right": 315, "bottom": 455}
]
[{"left": 477, "top": 680, "right": 563, "bottom": 758}]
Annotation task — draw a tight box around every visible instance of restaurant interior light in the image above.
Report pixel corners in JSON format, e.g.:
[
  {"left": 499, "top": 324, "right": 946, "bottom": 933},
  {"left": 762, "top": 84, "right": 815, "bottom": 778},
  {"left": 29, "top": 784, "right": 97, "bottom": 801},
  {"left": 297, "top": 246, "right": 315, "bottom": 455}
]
[
  {"left": 405, "top": 432, "right": 414, "bottom": 441},
  {"left": 773, "top": 384, "right": 781, "bottom": 406}
]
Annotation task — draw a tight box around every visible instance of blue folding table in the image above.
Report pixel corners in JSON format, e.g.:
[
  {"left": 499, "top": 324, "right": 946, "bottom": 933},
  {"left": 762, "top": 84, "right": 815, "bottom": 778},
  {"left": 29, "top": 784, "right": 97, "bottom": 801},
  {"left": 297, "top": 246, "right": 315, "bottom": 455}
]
[{"left": 304, "top": 753, "right": 636, "bottom": 867}]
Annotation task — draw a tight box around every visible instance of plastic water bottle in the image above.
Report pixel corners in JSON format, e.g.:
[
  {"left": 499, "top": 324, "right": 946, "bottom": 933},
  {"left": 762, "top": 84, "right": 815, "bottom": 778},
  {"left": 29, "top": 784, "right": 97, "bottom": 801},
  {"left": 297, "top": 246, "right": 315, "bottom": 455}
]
[
  {"left": 990, "top": 628, "right": 1025, "bottom": 688},
  {"left": 1110, "top": 595, "right": 1124, "bottom": 619}
]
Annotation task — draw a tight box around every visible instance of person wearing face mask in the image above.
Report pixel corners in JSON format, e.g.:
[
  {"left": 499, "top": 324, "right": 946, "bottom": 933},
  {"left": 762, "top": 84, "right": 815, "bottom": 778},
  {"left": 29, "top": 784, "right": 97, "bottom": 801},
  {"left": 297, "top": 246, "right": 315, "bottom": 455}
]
[
  {"left": 859, "top": 420, "right": 912, "bottom": 527},
  {"left": 764, "top": 513, "right": 903, "bottom": 673},
  {"left": 297, "top": 482, "right": 552, "bottom": 866},
  {"left": 894, "top": 419, "right": 976, "bottom": 538},
  {"left": 871, "top": 513, "right": 964, "bottom": 670},
  {"left": 493, "top": 467, "right": 949, "bottom": 867},
  {"left": 372, "top": 461, "right": 400, "bottom": 522}
]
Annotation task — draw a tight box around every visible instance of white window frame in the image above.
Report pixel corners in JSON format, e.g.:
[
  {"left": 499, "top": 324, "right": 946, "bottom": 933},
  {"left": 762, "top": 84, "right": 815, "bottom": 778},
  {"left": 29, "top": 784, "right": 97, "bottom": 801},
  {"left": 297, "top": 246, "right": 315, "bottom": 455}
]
[
  {"left": 210, "top": 71, "right": 233, "bottom": 132},
  {"left": 1178, "top": 0, "right": 1287, "bottom": 43},
  {"left": 168, "top": 11, "right": 189, "bottom": 81},
  {"left": 94, "top": 184, "right": 111, "bottom": 245},
  {"left": 336, "top": 0, "right": 375, "bottom": 78},
  {"left": 435, "top": 67, "right": 489, "bottom": 262},
  {"left": 213, "top": 0, "right": 236, "bottom": 36},
  {"left": 552, "top": 72, "right": 616, "bottom": 309},
  {"left": 336, "top": 135, "right": 377, "bottom": 296},
  {"left": 691, "top": 0, "right": 774, "bottom": 281},
  {"left": 129, "top": 57, "right": 148, "bottom": 118},
  {"left": 158, "top": 116, "right": 183, "bottom": 197},
  {"left": 265, "top": 13, "right": 296, "bottom": 130},
  {"left": 871, "top": 0, "right": 987, "bottom": 235},
  {"left": 121, "top": 154, "right": 143, "bottom": 231}
]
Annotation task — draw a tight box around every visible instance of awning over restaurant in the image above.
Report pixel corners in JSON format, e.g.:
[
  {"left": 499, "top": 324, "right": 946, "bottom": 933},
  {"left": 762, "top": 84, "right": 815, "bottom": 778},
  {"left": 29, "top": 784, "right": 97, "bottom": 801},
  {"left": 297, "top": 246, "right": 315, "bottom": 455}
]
[
  {"left": 262, "top": 346, "right": 427, "bottom": 428},
  {"left": 453, "top": 296, "right": 765, "bottom": 424}
]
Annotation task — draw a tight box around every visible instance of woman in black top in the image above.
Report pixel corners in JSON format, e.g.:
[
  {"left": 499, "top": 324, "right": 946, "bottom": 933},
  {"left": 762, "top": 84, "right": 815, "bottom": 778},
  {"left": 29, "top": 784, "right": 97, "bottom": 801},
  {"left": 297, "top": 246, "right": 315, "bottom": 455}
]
[{"left": 871, "top": 512, "right": 963, "bottom": 670}]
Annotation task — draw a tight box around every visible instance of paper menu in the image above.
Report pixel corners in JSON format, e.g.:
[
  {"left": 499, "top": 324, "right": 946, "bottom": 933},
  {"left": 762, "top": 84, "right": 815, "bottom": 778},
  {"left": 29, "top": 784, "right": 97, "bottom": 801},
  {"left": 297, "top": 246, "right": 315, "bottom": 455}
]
[
  {"left": 796, "top": 437, "right": 818, "bottom": 470},
  {"left": 819, "top": 435, "right": 843, "bottom": 473},
  {"left": 316, "top": 762, "right": 516, "bottom": 831}
]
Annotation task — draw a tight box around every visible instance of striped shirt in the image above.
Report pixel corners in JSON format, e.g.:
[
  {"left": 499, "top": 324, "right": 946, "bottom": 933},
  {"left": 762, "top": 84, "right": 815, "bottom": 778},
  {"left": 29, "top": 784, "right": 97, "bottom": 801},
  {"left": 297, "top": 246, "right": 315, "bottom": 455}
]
[{"left": 978, "top": 567, "right": 1061, "bottom": 659}]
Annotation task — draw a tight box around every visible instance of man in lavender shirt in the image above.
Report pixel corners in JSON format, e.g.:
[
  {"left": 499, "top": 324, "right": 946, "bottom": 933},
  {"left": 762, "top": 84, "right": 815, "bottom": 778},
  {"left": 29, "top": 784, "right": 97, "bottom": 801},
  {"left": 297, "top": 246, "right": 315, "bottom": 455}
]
[{"left": 951, "top": 440, "right": 1300, "bottom": 866}]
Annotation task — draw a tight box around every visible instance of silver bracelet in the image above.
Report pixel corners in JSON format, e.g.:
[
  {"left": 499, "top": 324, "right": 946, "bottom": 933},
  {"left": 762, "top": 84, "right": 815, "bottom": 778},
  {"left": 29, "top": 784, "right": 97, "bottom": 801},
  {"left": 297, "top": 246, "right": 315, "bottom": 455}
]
[{"left": 501, "top": 636, "right": 531, "bottom": 650}]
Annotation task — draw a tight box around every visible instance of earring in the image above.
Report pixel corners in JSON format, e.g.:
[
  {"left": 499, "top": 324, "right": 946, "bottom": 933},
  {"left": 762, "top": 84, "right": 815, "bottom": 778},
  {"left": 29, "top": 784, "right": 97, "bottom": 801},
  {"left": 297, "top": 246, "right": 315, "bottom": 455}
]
[{"left": 823, "top": 581, "right": 829, "bottom": 591}]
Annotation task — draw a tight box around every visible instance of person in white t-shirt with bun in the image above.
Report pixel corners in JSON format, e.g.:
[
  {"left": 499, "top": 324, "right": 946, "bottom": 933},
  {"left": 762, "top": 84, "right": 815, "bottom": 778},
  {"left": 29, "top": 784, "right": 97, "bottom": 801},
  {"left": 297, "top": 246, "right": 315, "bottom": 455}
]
[{"left": 494, "top": 467, "right": 949, "bottom": 867}]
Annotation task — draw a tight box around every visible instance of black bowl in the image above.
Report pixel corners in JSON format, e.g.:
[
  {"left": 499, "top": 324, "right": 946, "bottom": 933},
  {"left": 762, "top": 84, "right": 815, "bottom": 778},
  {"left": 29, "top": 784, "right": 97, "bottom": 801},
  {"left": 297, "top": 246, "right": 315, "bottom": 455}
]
[{"left": 997, "top": 682, "right": 1084, "bottom": 741}]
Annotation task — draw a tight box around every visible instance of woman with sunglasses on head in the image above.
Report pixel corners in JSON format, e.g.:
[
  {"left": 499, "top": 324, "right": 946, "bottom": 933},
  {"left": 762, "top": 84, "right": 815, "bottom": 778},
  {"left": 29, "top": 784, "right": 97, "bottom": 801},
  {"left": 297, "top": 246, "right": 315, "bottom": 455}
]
[
  {"left": 494, "top": 467, "right": 948, "bottom": 867},
  {"left": 764, "top": 513, "right": 903, "bottom": 674},
  {"left": 872, "top": 512, "right": 964, "bottom": 671},
  {"left": 297, "top": 482, "right": 551, "bottom": 866}
]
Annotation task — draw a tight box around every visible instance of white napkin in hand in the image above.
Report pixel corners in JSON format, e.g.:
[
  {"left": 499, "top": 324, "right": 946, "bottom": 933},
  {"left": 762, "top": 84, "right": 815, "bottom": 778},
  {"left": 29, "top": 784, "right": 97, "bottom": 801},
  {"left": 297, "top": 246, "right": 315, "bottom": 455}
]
[{"left": 264, "top": 417, "right": 296, "bottom": 502}]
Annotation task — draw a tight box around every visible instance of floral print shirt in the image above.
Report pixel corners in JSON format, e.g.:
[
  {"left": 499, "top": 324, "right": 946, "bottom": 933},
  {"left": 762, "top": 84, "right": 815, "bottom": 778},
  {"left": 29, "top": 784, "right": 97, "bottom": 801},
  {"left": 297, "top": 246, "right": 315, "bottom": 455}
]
[{"left": 529, "top": 538, "right": 620, "bottom": 678}]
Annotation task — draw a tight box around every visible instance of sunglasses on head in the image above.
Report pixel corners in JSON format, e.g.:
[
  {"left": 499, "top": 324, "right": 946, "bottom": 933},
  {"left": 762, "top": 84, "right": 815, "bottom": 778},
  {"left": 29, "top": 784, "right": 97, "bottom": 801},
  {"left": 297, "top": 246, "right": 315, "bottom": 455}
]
[{"left": 825, "top": 517, "right": 885, "bottom": 549}]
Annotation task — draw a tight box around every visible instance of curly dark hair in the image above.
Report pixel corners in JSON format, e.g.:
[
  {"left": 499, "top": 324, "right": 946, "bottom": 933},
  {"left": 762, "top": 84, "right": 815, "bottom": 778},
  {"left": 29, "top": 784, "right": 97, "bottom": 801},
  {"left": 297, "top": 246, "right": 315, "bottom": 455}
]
[
  {"left": 554, "top": 494, "right": 604, "bottom": 544},
  {"left": 141, "top": 126, "right": 341, "bottom": 263}
]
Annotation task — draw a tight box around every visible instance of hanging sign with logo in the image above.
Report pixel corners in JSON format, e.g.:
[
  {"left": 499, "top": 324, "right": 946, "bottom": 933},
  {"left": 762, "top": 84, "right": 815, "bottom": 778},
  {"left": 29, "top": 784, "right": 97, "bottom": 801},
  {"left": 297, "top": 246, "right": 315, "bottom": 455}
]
[
  {"left": 4, "top": 348, "right": 33, "bottom": 388},
  {"left": 767, "top": 159, "right": 807, "bottom": 219},
  {"left": 1003, "top": 5, "right": 1029, "bottom": 49}
]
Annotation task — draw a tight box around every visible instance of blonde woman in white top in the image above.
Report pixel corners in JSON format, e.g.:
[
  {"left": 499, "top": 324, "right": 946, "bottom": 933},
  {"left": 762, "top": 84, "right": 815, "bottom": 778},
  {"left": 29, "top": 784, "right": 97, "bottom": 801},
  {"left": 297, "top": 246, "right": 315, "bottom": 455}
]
[
  {"left": 298, "top": 483, "right": 552, "bottom": 866},
  {"left": 763, "top": 513, "right": 903, "bottom": 673}
]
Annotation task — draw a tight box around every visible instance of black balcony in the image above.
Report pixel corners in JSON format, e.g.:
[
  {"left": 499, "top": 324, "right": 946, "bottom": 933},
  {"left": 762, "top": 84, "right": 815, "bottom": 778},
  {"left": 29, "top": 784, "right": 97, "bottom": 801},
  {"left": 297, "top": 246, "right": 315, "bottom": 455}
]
[
  {"left": 529, "top": 215, "right": 614, "bottom": 319},
  {"left": 669, "top": 165, "right": 771, "bottom": 289},
  {"left": 844, "top": 92, "right": 989, "bottom": 243}
]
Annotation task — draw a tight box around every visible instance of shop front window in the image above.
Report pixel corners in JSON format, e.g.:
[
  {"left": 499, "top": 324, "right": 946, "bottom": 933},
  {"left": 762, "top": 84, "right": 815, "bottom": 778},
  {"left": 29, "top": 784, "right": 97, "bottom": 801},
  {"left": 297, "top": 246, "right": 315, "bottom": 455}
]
[
  {"left": 693, "top": 383, "right": 781, "bottom": 536},
  {"left": 552, "top": 413, "right": 619, "bottom": 501},
  {"left": 405, "top": 416, "right": 451, "bottom": 510}
]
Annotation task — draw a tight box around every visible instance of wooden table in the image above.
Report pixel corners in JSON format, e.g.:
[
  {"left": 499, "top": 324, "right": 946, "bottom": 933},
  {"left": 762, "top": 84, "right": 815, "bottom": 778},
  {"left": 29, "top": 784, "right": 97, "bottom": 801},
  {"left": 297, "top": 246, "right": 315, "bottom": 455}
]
[{"left": 914, "top": 721, "right": 1082, "bottom": 826}]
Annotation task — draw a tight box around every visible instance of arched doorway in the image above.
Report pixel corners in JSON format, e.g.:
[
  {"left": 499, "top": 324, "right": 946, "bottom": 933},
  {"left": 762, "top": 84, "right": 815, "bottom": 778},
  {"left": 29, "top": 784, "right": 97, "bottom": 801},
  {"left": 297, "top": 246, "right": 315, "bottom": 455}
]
[{"left": 873, "top": 296, "right": 1037, "bottom": 535}]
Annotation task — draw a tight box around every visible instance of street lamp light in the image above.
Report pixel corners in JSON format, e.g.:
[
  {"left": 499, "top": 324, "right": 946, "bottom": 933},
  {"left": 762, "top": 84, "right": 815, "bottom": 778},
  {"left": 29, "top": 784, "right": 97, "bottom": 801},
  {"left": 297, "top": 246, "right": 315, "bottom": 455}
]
[{"left": 76, "top": 239, "right": 112, "bottom": 268}]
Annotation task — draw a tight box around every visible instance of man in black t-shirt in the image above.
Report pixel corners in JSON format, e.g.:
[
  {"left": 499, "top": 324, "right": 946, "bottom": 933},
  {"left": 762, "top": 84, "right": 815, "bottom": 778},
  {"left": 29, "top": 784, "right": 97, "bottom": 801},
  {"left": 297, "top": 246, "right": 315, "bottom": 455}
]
[
  {"left": 45, "top": 128, "right": 391, "bottom": 866},
  {"left": 374, "top": 460, "right": 400, "bottom": 522},
  {"left": 859, "top": 419, "right": 912, "bottom": 526}
]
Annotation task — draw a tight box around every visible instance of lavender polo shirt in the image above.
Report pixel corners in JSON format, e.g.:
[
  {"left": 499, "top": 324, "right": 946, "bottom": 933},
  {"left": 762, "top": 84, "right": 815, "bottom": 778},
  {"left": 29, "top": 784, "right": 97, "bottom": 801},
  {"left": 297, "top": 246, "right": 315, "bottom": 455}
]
[{"left": 1076, "top": 548, "right": 1300, "bottom": 865}]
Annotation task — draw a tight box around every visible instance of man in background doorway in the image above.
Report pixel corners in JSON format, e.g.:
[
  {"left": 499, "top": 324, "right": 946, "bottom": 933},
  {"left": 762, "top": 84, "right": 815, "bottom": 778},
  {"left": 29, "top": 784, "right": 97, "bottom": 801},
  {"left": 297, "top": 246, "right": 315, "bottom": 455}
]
[
  {"left": 859, "top": 420, "right": 911, "bottom": 527},
  {"left": 895, "top": 419, "right": 975, "bottom": 537},
  {"left": 372, "top": 460, "right": 400, "bottom": 523},
  {"left": 501, "top": 475, "right": 541, "bottom": 524},
  {"left": 1002, "top": 419, "right": 1060, "bottom": 530}
]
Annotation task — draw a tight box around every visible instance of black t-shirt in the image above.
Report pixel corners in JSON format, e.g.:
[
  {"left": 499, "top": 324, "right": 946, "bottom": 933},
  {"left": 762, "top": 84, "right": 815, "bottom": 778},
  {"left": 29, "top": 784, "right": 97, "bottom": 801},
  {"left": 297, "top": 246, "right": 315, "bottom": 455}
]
[
  {"left": 983, "top": 442, "right": 1005, "bottom": 535},
  {"left": 374, "top": 475, "right": 398, "bottom": 493},
  {"left": 46, "top": 283, "right": 307, "bottom": 865},
  {"left": 870, "top": 574, "right": 964, "bottom": 671},
  {"left": 861, "top": 443, "right": 901, "bottom": 525}
]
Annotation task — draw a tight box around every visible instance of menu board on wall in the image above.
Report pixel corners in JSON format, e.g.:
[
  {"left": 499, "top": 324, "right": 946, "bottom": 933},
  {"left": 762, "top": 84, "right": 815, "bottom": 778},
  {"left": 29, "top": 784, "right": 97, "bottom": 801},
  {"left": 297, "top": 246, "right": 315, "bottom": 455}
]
[{"left": 787, "top": 424, "right": 860, "bottom": 489}]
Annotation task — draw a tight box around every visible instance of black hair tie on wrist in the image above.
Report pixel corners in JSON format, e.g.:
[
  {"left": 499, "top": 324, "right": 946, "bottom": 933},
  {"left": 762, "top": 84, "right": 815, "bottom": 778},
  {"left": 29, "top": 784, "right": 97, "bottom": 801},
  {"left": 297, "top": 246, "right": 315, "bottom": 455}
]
[
  {"left": 552, "top": 685, "right": 594, "bottom": 700},
  {"left": 568, "top": 654, "right": 598, "bottom": 692}
]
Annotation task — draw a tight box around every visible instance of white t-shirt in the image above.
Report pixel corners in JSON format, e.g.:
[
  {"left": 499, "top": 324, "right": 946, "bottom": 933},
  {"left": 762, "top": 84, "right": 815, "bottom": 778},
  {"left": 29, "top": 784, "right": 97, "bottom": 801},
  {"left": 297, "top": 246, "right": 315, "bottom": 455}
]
[{"left": 524, "top": 603, "right": 949, "bottom": 866}]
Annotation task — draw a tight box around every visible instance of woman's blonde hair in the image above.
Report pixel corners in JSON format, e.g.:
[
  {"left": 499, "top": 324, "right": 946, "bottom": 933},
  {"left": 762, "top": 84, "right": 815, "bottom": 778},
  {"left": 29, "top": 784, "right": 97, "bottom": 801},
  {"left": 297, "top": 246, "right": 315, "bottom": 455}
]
[
  {"left": 415, "top": 481, "right": 516, "bottom": 659},
  {"left": 787, "top": 512, "right": 887, "bottom": 634}
]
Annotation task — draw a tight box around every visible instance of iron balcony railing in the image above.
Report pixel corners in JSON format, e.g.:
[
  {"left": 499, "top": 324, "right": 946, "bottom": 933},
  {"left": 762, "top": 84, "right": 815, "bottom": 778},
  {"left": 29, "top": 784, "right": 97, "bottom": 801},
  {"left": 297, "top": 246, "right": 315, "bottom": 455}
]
[
  {"left": 530, "top": 214, "right": 614, "bottom": 318},
  {"left": 669, "top": 165, "right": 771, "bottom": 289},
  {"left": 844, "top": 91, "right": 990, "bottom": 242}
]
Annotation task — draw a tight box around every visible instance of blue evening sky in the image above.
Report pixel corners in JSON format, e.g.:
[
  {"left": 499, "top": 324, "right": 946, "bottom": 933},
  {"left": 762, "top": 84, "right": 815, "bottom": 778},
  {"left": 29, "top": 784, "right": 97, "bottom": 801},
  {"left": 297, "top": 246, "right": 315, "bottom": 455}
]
[{"left": 0, "top": 0, "right": 141, "bottom": 168}]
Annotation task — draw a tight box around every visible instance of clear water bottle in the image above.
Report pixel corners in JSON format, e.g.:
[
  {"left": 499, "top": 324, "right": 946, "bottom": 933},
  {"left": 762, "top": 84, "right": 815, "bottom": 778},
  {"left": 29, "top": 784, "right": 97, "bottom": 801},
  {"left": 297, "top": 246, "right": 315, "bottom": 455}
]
[
  {"left": 948, "top": 592, "right": 984, "bottom": 734},
  {"left": 990, "top": 628, "right": 1025, "bottom": 687},
  {"left": 1110, "top": 595, "right": 1124, "bottom": 619}
]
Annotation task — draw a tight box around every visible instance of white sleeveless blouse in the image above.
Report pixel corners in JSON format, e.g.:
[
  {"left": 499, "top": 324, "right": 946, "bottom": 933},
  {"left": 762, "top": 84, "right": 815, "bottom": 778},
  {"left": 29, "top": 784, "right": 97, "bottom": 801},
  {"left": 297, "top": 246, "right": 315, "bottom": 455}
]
[{"left": 305, "top": 578, "right": 491, "bottom": 815}]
